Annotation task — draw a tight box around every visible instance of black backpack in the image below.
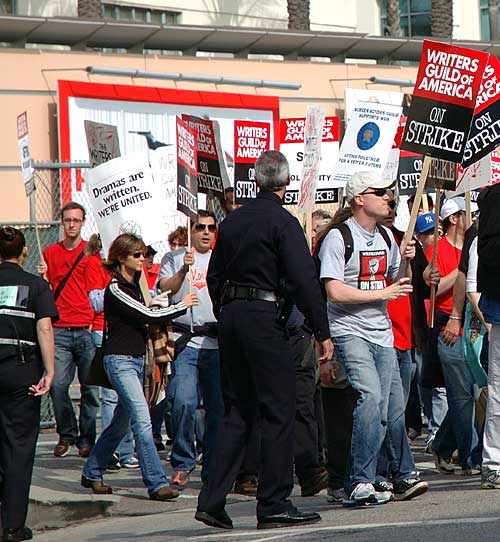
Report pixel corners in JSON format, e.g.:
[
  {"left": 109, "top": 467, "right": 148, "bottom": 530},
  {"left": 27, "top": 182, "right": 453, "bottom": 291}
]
[{"left": 313, "top": 221, "right": 392, "bottom": 299}]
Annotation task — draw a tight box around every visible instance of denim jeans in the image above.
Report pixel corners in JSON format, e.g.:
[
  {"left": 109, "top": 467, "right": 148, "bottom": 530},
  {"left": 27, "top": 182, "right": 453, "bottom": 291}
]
[
  {"left": 377, "top": 358, "right": 417, "bottom": 482},
  {"left": 396, "top": 348, "right": 412, "bottom": 407},
  {"left": 50, "top": 328, "right": 99, "bottom": 447},
  {"left": 167, "top": 346, "right": 223, "bottom": 480},
  {"left": 433, "top": 335, "right": 476, "bottom": 468},
  {"left": 92, "top": 331, "right": 134, "bottom": 462},
  {"left": 332, "top": 335, "right": 395, "bottom": 491},
  {"left": 83, "top": 355, "right": 168, "bottom": 494}
]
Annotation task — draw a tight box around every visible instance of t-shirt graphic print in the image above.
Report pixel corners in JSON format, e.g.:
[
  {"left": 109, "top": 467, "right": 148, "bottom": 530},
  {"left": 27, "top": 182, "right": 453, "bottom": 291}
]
[{"left": 359, "top": 250, "right": 387, "bottom": 290}]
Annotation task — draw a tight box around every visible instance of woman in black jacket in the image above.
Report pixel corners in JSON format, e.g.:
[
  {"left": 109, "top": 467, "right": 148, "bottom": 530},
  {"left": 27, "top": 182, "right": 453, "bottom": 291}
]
[{"left": 81, "top": 233, "right": 197, "bottom": 501}]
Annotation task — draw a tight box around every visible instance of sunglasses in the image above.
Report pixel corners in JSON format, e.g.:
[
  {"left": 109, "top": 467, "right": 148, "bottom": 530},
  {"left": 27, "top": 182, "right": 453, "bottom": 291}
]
[
  {"left": 362, "top": 188, "right": 388, "bottom": 198},
  {"left": 194, "top": 223, "right": 216, "bottom": 232},
  {"left": 131, "top": 251, "right": 145, "bottom": 259}
]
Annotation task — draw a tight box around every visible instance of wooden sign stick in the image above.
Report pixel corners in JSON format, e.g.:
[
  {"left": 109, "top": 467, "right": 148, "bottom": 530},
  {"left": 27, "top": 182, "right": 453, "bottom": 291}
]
[
  {"left": 465, "top": 191, "right": 472, "bottom": 228},
  {"left": 187, "top": 220, "right": 194, "bottom": 332},
  {"left": 429, "top": 187, "right": 442, "bottom": 329},
  {"left": 399, "top": 155, "right": 432, "bottom": 277}
]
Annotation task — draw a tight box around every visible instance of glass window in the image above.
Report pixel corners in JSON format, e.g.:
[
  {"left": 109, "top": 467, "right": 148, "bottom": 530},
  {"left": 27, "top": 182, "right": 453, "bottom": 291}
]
[
  {"left": 381, "top": 0, "right": 431, "bottom": 37},
  {"left": 480, "top": 2, "right": 500, "bottom": 40},
  {"left": 0, "top": 0, "right": 14, "bottom": 15},
  {"left": 102, "top": 3, "right": 179, "bottom": 25}
]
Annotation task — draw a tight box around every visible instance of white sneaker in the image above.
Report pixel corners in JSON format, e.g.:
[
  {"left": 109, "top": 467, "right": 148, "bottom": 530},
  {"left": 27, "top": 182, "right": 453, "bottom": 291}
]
[
  {"left": 481, "top": 467, "right": 500, "bottom": 489},
  {"left": 343, "top": 482, "right": 393, "bottom": 507}
]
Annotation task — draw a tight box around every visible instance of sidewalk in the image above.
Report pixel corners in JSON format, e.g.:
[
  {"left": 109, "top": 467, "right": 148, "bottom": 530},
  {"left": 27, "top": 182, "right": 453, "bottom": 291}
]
[{"left": 29, "top": 433, "right": 253, "bottom": 531}]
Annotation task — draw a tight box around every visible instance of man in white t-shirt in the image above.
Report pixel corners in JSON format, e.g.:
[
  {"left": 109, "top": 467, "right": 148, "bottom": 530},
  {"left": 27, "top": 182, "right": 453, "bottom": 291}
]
[
  {"left": 319, "top": 171, "right": 427, "bottom": 507},
  {"left": 158, "top": 210, "right": 223, "bottom": 489}
]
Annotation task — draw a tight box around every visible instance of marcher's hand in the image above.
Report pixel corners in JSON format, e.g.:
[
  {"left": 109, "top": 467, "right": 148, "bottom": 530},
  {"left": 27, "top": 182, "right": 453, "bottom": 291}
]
[
  {"left": 317, "top": 338, "right": 334, "bottom": 364},
  {"left": 149, "top": 290, "right": 171, "bottom": 308},
  {"left": 319, "top": 360, "right": 335, "bottom": 386},
  {"left": 182, "top": 293, "right": 199, "bottom": 307},
  {"left": 29, "top": 373, "right": 53, "bottom": 396},
  {"left": 383, "top": 277, "right": 413, "bottom": 301},
  {"left": 182, "top": 249, "right": 195, "bottom": 271},
  {"left": 401, "top": 240, "right": 416, "bottom": 260},
  {"left": 423, "top": 264, "right": 440, "bottom": 287},
  {"left": 441, "top": 318, "right": 460, "bottom": 346},
  {"left": 486, "top": 323, "right": 492, "bottom": 335},
  {"left": 37, "top": 259, "right": 47, "bottom": 276}
]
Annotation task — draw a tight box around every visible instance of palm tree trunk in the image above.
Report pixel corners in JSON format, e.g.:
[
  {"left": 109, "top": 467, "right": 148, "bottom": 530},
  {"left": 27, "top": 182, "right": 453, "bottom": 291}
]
[
  {"left": 386, "top": 0, "right": 402, "bottom": 37},
  {"left": 431, "top": 0, "right": 453, "bottom": 39},
  {"left": 287, "top": 0, "right": 310, "bottom": 31},
  {"left": 489, "top": 0, "right": 499, "bottom": 41},
  {"left": 78, "top": 0, "right": 102, "bottom": 19}
]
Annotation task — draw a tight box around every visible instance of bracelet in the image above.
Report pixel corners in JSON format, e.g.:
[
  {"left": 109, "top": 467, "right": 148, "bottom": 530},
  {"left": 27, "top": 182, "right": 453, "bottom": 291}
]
[{"left": 448, "top": 315, "right": 461, "bottom": 320}]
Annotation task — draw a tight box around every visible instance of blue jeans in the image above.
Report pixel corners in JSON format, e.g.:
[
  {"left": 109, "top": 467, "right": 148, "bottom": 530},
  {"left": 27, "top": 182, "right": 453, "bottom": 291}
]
[
  {"left": 167, "top": 346, "right": 223, "bottom": 480},
  {"left": 396, "top": 348, "right": 412, "bottom": 407},
  {"left": 377, "top": 358, "right": 417, "bottom": 482},
  {"left": 92, "top": 331, "right": 134, "bottom": 462},
  {"left": 83, "top": 355, "right": 168, "bottom": 494},
  {"left": 433, "top": 335, "right": 476, "bottom": 468},
  {"left": 50, "top": 328, "right": 99, "bottom": 447},
  {"left": 332, "top": 335, "right": 395, "bottom": 490}
]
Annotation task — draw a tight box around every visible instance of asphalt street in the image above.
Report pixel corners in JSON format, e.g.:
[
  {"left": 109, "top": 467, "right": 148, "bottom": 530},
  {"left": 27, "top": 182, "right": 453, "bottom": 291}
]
[{"left": 32, "top": 431, "right": 500, "bottom": 542}]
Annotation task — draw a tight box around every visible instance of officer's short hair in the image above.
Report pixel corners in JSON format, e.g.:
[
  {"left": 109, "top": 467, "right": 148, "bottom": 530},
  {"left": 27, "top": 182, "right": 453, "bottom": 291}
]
[
  {"left": 0, "top": 227, "right": 25, "bottom": 260},
  {"left": 61, "top": 201, "right": 86, "bottom": 221},
  {"left": 255, "top": 150, "right": 289, "bottom": 192}
]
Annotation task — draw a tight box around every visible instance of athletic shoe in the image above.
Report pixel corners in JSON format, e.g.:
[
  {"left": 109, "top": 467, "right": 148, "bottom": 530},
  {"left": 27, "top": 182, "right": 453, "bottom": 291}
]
[
  {"left": 122, "top": 457, "right": 140, "bottom": 469},
  {"left": 326, "top": 487, "right": 345, "bottom": 503},
  {"left": 407, "top": 428, "right": 422, "bottom": 441},
  {"left": 171, "top": 470, "right": 190, "bottom": 489},
  {"left": 53, "top": 440, "right": 72, "bottom": 458},
  {"left": 343, "top": 482, "right": 393, "bottom": 507},
  {"left": 374, "top": 480, "right": 393, "bottom": 492},
  {"left": 106, "top": 453, "right": 121, "bottom": 472},
  {"left": 481, "top": 468, "right": 500, "bottom": 489},
  {"left": 461, "top": 465, "right": 481, "bottom": 476},
  {"left": 393, "top": 477, "right": 429, "bottom": 501}
]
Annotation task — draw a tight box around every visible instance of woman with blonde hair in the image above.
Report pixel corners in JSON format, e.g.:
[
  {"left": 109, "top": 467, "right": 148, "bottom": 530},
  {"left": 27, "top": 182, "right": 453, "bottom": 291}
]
[{"left": 82, "top": 233, "right": 197, "bottom": 501}]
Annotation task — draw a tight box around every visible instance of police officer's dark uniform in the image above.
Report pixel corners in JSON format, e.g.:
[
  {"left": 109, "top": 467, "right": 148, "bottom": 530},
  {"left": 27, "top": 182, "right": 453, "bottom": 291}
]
[
  {"left": 196, "top": 190, "right": 330, "bottom": 528},
  {"left": 0, "top": 262, "right": 58, "bottom": 535}
]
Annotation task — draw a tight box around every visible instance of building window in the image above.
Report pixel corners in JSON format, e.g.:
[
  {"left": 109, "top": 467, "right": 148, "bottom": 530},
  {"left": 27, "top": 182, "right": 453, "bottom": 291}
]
[
  {"left": 103, "top": 3, "right": 179, "bottom": 25},
  {"left": 380, "top": 0, "right": 431, "bottom": 38},
  {"left": 480, "top": 0, "right": 500, "bottom": 40},
  {"left": 0, "top": 0, "right": 15, "bottom": 15}
]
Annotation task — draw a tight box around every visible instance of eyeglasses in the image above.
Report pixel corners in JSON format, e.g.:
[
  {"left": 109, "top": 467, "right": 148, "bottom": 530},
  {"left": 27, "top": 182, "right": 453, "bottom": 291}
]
[
  {"left": 131, "top": 251, "right": 145, "bottom": 259},
  {"left": 362, "top": 188, "right": 388, "bottom": 198},
  {"left": 62, "top": 218, "right": 83, "bottom": 224},
  {"left": 194, "top": 223, "right": 216, "bottom": 232},
  {"left": 388, "top": 200, "right": 396, "bottom": 210}
]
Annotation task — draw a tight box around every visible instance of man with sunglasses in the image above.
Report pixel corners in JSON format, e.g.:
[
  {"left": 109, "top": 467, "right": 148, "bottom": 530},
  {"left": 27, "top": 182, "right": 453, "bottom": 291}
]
[
  {"left": 319, "top": 172, "right": 428, "bottom": 507},
  {"left": 158, "top": 210, "right": 223, "bottom": 490}
]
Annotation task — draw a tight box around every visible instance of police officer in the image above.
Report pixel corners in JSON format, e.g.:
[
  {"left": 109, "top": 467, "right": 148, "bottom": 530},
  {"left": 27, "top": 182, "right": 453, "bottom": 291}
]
[
  {"left": 0, "top": 227, "right": 57, "bottom": 542},
  {"left": 195, "top": 150, "right": 333, "bottom": 530}
]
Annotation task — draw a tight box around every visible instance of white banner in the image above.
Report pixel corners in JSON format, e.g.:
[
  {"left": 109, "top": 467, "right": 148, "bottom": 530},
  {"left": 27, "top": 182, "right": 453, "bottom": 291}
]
[
  {"left": 344, "top": 88, "right": 404, "bottom": 122},
  {"left": 297, "top": 106, "right": 326, "bottom": 213},
  {"left": 333, "top": 101, "right": 402, "bottom": 186},
  {"left": 85, "top": 152, "right": 165, "bottom": 252},
  {"left": 84, "top": 120, "right": 121, "bottom": 168}
]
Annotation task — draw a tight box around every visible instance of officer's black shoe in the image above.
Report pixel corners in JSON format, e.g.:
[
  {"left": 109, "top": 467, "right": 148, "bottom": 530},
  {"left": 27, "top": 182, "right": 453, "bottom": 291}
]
[
  {"left": 2, "top": 526, "right": 33, "bottom": 542},
  {"left": 257, "top": 508, "right": 321, "bottom": 530},
  {"left": 195, "top": 509, "right": 233, "bottom": 529}
]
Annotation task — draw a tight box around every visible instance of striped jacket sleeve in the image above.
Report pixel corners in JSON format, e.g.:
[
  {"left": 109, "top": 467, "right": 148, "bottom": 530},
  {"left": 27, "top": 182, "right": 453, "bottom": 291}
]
[{"left": 108, "top": 281, "right": 187, "bottom": 325}]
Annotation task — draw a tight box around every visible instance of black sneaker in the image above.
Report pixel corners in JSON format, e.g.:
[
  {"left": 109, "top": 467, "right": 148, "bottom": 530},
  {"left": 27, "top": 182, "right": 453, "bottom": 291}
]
[{"left": 393, "top": 477, "right": 428, "bottom": 501}]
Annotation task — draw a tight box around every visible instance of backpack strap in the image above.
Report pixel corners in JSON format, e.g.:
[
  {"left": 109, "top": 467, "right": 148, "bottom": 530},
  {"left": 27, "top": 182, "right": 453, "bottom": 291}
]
[
  {"left": 376, "top": 224, "right": 393, "bottom": 252},
  {"left": 333, "top": 222, "right": 354, "bottom": 264}
]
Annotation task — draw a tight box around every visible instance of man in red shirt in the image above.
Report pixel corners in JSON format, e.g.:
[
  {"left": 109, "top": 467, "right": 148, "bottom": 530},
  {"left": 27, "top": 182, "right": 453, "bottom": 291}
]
[
  {"left": 424, "top": 197, "right": 477, "bottom": 475},
  {"left": 38, "top": 202, "right": 99, "bottom": 458}
]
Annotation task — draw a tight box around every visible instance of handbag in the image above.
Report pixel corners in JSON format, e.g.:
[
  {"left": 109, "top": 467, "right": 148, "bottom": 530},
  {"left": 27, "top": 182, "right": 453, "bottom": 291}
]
[
  {"left": 148, "top": 323, "right": 175, "bottom": 365},
  {"left": 86, "top": 318, "right": 113, "bottom": 389}
]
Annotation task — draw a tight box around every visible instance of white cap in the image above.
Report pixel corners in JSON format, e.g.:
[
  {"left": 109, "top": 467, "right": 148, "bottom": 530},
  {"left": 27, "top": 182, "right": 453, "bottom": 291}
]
[
  {"left": 440, "top": 196, "right": 466, "bottom": 220},
  {"left": 345, "top": 171, "right": 394, "bottom": 203}
]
